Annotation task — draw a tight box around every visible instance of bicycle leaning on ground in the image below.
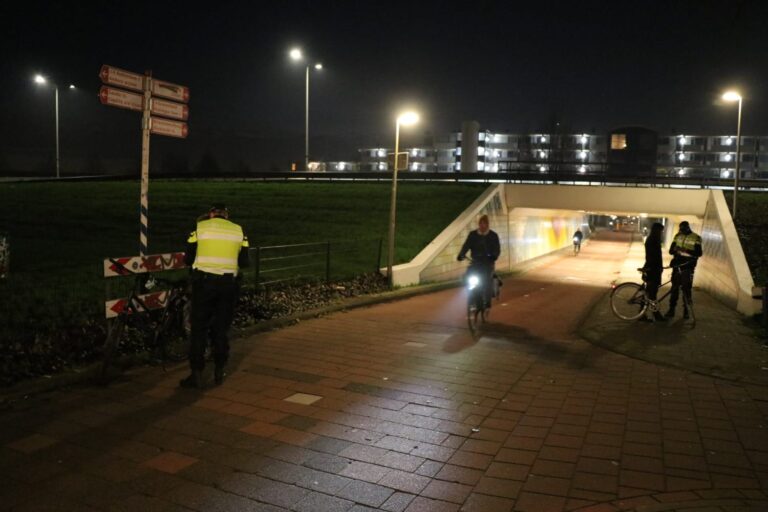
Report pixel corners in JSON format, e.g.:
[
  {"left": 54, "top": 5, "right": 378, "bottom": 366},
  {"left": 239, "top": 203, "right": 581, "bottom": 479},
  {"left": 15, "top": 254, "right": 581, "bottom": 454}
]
[
  {"left": 101, "top": 274, "right": 191, "bottom": 379},
  {"left": 609, "top": 262, "right": 696, "bottom": 327}
]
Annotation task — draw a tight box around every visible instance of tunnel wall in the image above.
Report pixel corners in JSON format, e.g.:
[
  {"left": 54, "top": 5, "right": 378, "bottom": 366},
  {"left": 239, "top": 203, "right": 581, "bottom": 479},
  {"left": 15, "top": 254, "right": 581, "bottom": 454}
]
[{"left": 695, "top": 191, "right": 756, "bottom": 315}]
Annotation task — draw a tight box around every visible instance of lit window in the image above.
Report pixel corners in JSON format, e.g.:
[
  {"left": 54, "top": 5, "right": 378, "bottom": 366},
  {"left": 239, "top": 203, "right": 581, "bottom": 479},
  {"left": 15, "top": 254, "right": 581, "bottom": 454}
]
[
  {"left": 492, "top": 163, "right": 499, "bottom": 172},
  {"left": 611, "top": 134, "right": 627, "bottom": 150},
  {"left": 540, "top": 136, "right": 547, "bottom": 143},
  {"left": 539, "top": 151, "right": 546, "bottom": 158},
  {"left": 579, "top": 165, "right": 586, "bottom": 174},
  {"left": 411, "top": 148, "right": 419, "bottom": 157},
  {"left": 377, "top": 149, "right": 386, "bottom": 158},
  {"left": 370, "top": 150, "right": 377, "bottom": 157},
  {"left": 678, "top": 136, "right": 686, "bottom": 145},
  {"left": 456, "top": 147, "right": 462, "bottom": 156},
  {"left": 539, "top": 165, "right": 547, "bottom": 172},
  {"left": 494, "top": 150, "right": 500, "bottom": 158},
  {"left": 579, "top": 151, "right": 587, "bottom": 159},
  {"left": 580, "top": 135, "right": 588, "bottom": 144},
  {"left": 678, "top": 153, "right": 685, "bottom": 161},
  {"left": 456, "top": 162, "right": 461, "bottom": 171},
  {"left": 379, "top": 162, "right": 386, "bottom": 171},
  {"left": 677, "top": 169, "right": 686, "bottom": 176},
  {"left": 721, "top": 170, "right": 731, "bottom": 178},
  {"left": 478, "top": 147, "right": 485, "bottom": 156},
  {"left": 411, "top": 162, "right": 418, "bottom": 171},
  {"left": 725, "top": 137, "right": 733, "bottom": 146},
  {"left": 338, "top": 163, "right": 345, "bottom": 171},
  {"left": 724, "top": 154, "right": 732, "bottom": 162},
  {"left": 477, "top": 162, "right": 485, "bottom": 171},
  {"left": 479, "top": 132, "right": 486, "bottom": 141}
]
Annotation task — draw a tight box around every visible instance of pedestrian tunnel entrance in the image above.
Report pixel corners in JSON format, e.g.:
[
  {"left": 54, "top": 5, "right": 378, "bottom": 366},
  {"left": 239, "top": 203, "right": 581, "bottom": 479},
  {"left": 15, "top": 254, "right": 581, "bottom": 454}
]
[{"left": 391, "top": 184, "right": 757, "bottom": 316}]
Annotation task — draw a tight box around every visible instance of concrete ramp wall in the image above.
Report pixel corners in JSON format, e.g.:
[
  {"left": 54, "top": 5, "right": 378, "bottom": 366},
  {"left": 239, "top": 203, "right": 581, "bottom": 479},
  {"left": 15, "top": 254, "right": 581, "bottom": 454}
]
[{"left": 391, "top": 184, "right": 757, "bottom": 315}]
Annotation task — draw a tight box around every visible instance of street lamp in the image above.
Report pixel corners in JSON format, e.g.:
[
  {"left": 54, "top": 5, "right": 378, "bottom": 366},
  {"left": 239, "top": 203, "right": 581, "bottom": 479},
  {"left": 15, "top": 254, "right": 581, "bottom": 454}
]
[
  {"left": 722, "top": 90, "right": 743, "bottom": 218},
  {"left": 33, "top": 74, "right": 75, "bottom": 178},
  {"left": 387, "top": 111, "right": 419, "bottom": 288},
  {"left": 289, "top": 47, "right": 323, "bottom": 171}
]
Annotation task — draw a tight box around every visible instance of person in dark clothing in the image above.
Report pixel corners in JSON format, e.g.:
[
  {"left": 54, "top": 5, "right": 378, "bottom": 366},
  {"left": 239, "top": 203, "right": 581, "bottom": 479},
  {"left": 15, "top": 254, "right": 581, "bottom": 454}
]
[
  {"left": 457, "top": 214, "right": 501, "bottom": 307},
  {"left": 640, "top": 222, "right": 666, "bottom": 322},
  {"left": 180, "top": 204, "right": 250, "bottom": 389},
  {"left": 665, "top": 221, "right": 703, "bottom": 319}
]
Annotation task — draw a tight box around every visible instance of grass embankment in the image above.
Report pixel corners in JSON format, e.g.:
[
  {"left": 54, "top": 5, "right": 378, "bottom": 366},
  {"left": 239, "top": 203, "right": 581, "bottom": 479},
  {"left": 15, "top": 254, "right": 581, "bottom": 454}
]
[
  {"left": 724, "top": 191, "right": 768, "bottom": 286},
  {"left": 0, "top": 180, "right": 485, "bottom": 383}
]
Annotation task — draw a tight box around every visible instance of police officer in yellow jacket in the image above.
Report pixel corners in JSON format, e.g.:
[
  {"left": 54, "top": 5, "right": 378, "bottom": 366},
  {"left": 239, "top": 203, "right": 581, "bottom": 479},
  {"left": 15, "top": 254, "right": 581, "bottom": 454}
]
[
  {"left": 665, "top": 221, "right": 702, "bottom": 319},
  {"left": 180, "top": 204, "right": 249, "bottom": 388}
]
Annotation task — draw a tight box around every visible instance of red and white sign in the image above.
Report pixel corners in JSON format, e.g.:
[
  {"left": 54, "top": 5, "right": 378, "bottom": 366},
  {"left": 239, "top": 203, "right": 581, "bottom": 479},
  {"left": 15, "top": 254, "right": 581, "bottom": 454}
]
[
  {"left": 150, "top": 117, "right": 189, "bottom": 139},
  {"left": 105, "top": 291, "right": 169, "bottom": 318},
  {"left": 99, "top": 65, "right": 144, "bottom": 92},
  {"left": 151, "top": 98, "right": 189, "bottom": 121},
  {"left": 99, "top": 86, "right": 143, "bottom": 112},
  {"left": 103, "top": 252, "right": 186, "bottom": 277},
  {"left": 152, "top": 79, "right": 190, "bottom": 103}
]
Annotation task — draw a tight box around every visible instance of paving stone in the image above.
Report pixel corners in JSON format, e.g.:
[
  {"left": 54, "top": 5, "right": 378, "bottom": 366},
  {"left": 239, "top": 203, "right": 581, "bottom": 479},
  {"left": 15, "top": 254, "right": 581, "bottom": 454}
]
[
  {"left": 381, "top": 492, "right": 416, "bottom": 512},
  {"left": 336, "top": 479, "right": 395, "bottom": 507},
  {"left": 293, "top": 490, "right": 355, "bottom": 512},
  {"left": 379, "top": 469, "right": 431, "bottom": 494}
]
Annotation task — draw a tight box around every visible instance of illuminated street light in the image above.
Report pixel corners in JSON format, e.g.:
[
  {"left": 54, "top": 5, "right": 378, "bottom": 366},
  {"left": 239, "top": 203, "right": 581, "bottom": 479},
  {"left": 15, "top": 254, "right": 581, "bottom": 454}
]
[
  {"left": 289, "top": 47, "right": 323, "bottom": 171},
  {"left": 722, "top": 90, "right": 743, "bottom": 218},
  {"left": 33, "top": 73, "right": 75, "bottom": 178},
  {"left": 387, "top": 110, "right": 420, "bottom": 288}
]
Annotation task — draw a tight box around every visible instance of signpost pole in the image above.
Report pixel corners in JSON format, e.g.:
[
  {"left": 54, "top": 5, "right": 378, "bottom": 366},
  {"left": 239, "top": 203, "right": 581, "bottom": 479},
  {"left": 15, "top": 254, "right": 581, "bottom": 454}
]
[
  {"left": 139, "top": 72, "right": 152, "bottom": 258},
  {"left": 387, "top": 120, "right": 401, "bottom": 289}
]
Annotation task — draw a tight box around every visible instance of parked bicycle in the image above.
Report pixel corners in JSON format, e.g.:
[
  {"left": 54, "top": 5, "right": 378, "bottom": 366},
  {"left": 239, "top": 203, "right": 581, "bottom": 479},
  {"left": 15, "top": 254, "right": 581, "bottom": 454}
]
[
  {"left": 610, "top": 263, "right": 695, "bottom": 327},
  {"left": 101, "top": 274, "right": 191, "bottom": 379}
]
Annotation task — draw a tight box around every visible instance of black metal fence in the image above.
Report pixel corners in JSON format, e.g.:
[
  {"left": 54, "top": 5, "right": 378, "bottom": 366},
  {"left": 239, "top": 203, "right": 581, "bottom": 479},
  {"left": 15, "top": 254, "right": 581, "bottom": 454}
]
[{"left": 245, "top": 238, "right": 383, "bottom": 289}]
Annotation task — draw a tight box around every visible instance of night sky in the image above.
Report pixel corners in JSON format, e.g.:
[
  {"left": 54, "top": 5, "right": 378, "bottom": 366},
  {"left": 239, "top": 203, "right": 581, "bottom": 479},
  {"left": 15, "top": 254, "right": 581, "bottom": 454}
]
[{"left": 2, "top": 0, "right": 767, "bottom": 173}]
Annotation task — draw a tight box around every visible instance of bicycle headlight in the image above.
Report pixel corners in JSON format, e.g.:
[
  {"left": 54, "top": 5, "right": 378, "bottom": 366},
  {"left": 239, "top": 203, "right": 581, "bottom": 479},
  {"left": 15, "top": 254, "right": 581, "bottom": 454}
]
[
  {"left": 468, "top": 275, "right": 480, "bottom": 290},
  {"left": 573, "top": 237, "right": 579, "bottom": 243}
]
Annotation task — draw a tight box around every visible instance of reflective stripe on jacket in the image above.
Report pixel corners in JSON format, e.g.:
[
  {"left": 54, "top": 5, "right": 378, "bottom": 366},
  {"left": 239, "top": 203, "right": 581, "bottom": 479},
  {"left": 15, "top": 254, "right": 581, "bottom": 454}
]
[
  {"left": 673, "top": 232, "right": 702, "bottom": 253},
  {"left": 188, "top": 218, "right": 248, "bottom": 275}
]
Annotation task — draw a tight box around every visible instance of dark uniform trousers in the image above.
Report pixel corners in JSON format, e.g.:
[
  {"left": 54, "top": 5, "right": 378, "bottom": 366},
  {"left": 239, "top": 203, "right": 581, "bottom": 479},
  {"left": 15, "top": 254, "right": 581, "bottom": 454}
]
[
  {"left": 190, "top": 271, "right": 239, "bottom": 371},
  {"left": 669, "top": 266, "right": 694, "bottom": 311}
]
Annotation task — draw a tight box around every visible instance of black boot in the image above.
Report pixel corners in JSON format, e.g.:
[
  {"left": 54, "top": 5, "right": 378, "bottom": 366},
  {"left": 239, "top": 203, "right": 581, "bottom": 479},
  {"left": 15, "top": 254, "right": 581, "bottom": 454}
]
[
  {"left": 179, "top": 370, "right": 202, "bottom": 389},
  {"left": 214, "top": 366, "right": 226, "bottom": 386}
]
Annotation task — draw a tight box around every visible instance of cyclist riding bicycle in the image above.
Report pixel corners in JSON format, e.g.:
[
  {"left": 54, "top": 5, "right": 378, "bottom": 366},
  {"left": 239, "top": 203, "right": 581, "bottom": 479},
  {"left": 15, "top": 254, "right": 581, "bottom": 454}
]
[
  {"left": 573, "top": 229, "right": 584, "bottom": 252},
  {"left": 457, "top": 214, "right": 501, "bottom": 308},
  {"left": 665, "top": 221, "right": 702, "bottom": 319}
]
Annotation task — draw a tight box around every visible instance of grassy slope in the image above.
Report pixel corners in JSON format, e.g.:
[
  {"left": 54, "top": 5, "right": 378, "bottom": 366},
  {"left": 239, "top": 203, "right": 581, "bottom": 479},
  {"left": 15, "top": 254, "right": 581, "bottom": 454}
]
[
  {"left": 0, "top": 180, "right": 485, "bottom": 328},
  {"left": 724, "top": 191, "right": 768, "bottom": 286}
]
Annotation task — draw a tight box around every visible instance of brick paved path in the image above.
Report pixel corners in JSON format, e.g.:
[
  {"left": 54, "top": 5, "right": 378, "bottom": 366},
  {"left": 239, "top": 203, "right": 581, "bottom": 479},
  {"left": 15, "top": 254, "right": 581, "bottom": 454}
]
[{"left": 1, "top": 232, "right": 766, "bottom": 511}]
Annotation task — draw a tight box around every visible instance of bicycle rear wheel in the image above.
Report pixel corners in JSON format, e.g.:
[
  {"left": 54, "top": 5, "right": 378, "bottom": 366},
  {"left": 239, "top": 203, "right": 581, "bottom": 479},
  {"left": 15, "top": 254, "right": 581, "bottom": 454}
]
[
  {"left": 156, "top": 299, "right": 191, "bottom": 364},
  {"left": 610, "top": 282, "right": 648, "bottom": 320}
]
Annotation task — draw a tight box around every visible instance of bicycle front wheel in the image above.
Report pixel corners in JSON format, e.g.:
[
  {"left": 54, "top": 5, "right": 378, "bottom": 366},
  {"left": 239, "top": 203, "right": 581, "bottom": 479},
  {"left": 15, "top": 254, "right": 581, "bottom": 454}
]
[{"left": 610, "top": 282, "right": 648, "bottom": 320}]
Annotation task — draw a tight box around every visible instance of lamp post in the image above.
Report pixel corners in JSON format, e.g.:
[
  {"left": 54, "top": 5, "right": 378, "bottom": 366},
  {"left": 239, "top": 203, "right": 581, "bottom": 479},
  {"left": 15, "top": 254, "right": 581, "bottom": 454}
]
[
  {"left": 34, "top": 75, "right": 75, "bottom": 179},
  {"left": 289, "top": 48, "right": 323, "bottom": 171},
  {"left": 722, "top": 91, "right": 743, "bottom": 218},
  {"left": 387, "top": 111, "right": 419, "bottom": 288}
]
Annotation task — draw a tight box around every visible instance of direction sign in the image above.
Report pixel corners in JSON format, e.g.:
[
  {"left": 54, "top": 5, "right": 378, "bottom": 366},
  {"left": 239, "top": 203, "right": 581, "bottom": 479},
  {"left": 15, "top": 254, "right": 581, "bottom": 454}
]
[
  {"left": 105, "top": 291, "right": 169, "bottom": 318},
  {"left": 152, "top": 79, "right": 190, "bottom": 103},
  {"left": 151, "top": 98, "right": 189, "bottom": 121},
  {"left": 387, "top": 152, "right": 409, "bottom": 171},
  {"left": 99, "top": 86, "right": 143, "bottom": 112},
  {"left": 150, "top": 117, "right": 188, "bottom": 138},
  {"left": 99, "top": 65, "right": 144, "bottom": 92}
]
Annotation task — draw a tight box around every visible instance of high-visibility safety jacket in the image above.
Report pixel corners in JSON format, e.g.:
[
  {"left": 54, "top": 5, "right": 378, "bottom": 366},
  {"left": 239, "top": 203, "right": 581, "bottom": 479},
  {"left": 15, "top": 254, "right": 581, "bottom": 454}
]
[
  {"left": 187, "top": 218, "right": 249, "bottom": 275},
  {"left": 669, "top": 231, "right": 702, "bottom": 269}
]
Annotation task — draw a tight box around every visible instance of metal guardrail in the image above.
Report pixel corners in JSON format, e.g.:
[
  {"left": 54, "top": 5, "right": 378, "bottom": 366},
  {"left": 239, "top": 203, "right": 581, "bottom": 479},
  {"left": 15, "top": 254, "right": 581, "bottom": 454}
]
[
  {"left": 248, "top": 238, "right": 383, "bottom": 289},
  {"left": 3, "top": 171, "right": 768, "bottom": 189}
]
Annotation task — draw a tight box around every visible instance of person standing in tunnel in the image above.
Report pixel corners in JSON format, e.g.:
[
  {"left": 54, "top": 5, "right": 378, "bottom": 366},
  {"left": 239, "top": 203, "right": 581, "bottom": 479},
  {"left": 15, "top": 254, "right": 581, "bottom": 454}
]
[
  {"left": 665, "top": 220, "right": 702, "bottom": 319},
  {"left": 640, "top": 222, "right": 666, "bottom": 322},
  {"left": 457, "top": 214, "right": 501, "bottom": 308}
]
